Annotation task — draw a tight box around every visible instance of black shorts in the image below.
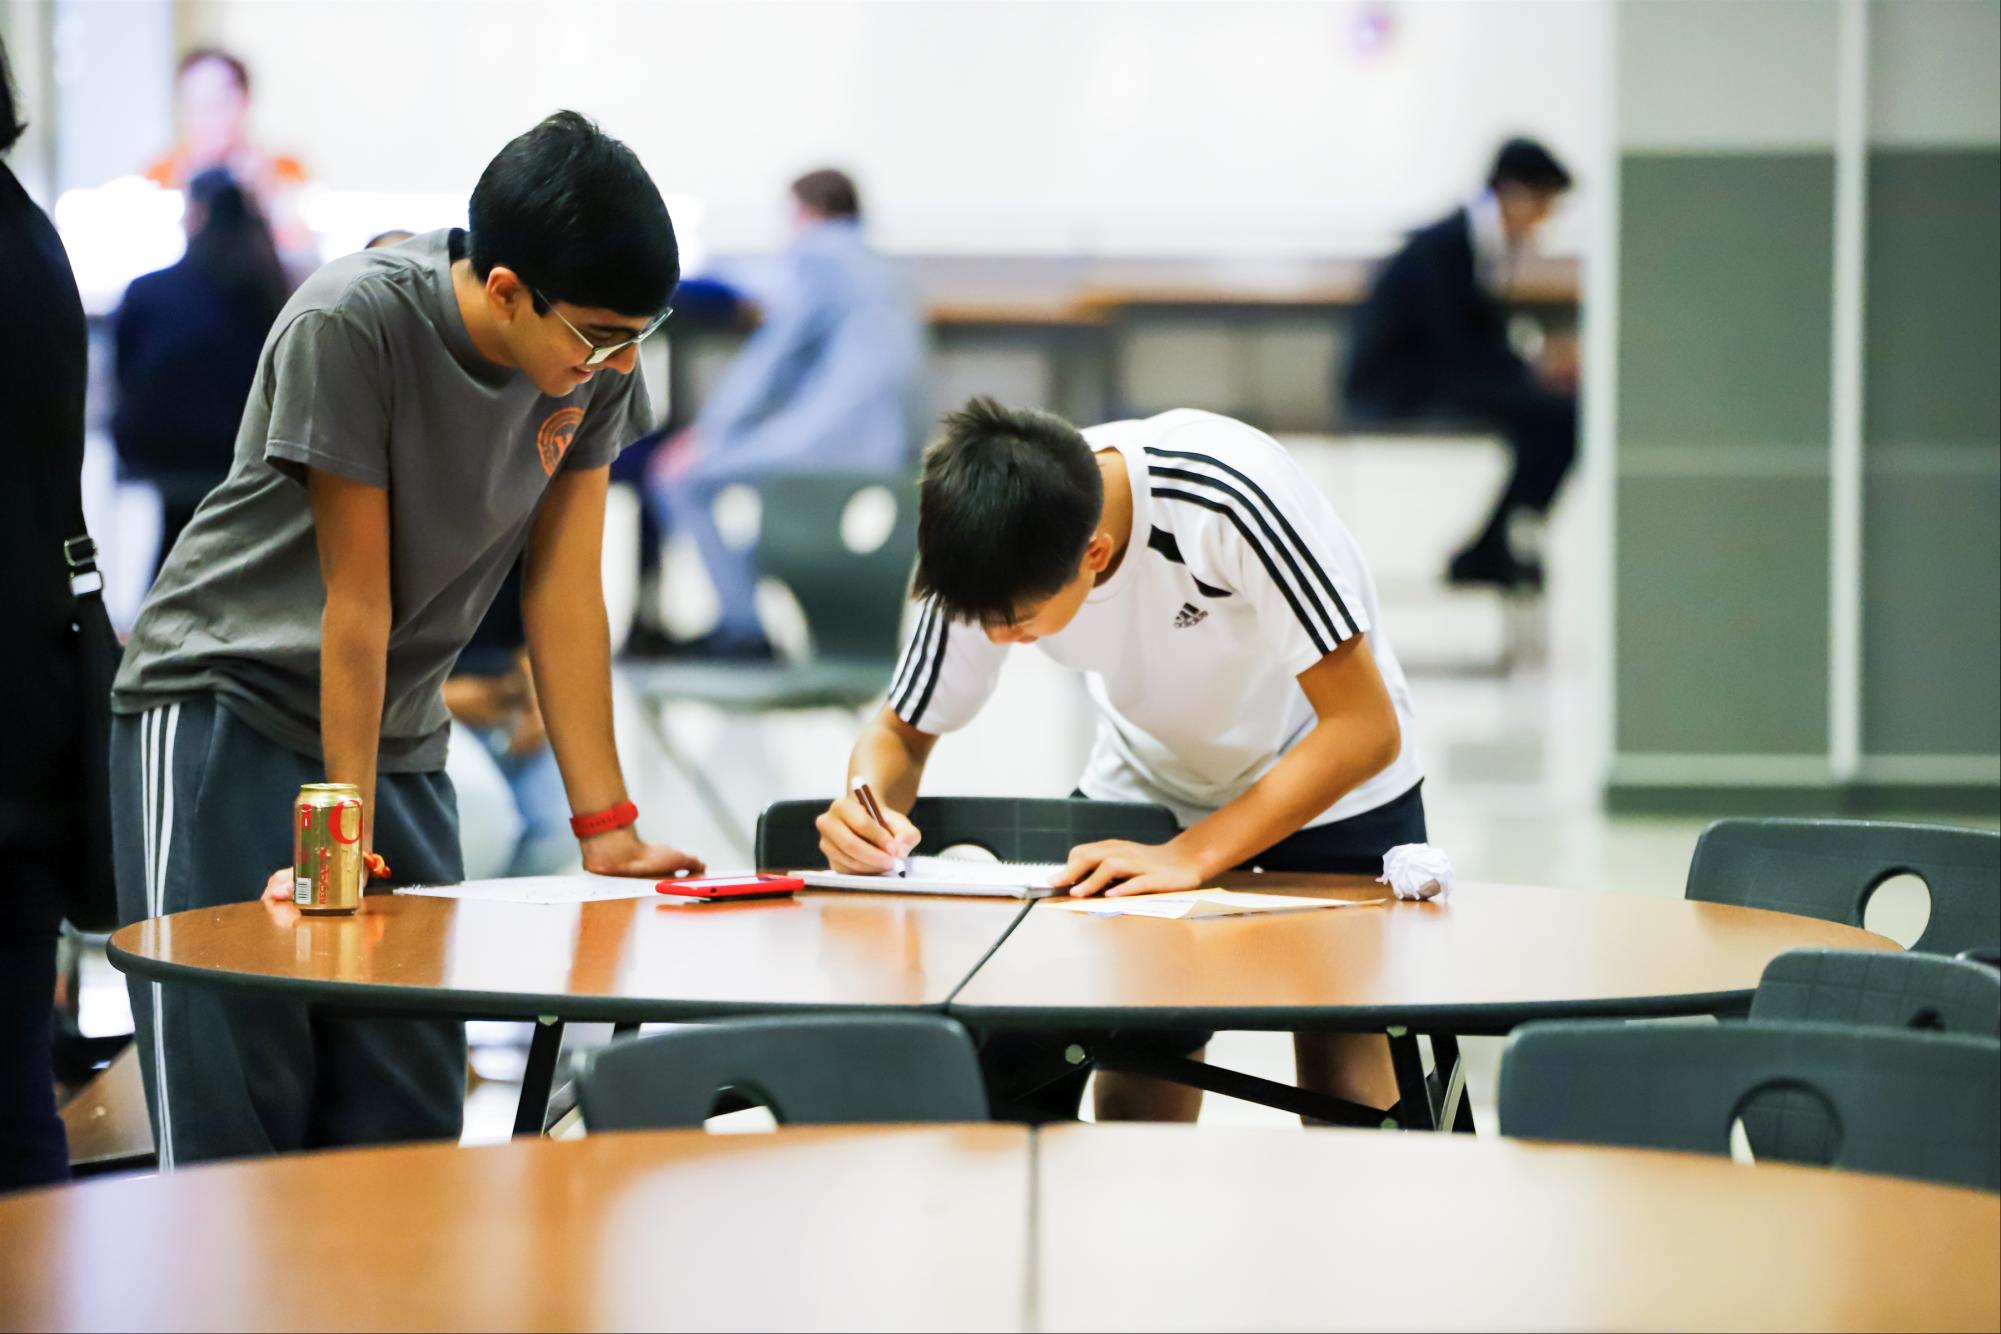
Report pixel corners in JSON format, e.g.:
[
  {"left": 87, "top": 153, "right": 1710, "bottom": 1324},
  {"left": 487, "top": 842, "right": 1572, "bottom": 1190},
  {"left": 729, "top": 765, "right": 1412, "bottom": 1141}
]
[{"left": 976, "top": 782, "right": 1427, "bottom": 1121}]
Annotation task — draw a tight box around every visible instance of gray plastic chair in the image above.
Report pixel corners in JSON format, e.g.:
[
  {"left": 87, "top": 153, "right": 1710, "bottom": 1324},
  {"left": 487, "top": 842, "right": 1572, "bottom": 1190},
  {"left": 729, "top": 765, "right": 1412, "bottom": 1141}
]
[
  {"left": 1499, "top": 1019, "right": 2001, "bottom": 1191},
  {"left": 578, "top": 1014, "right": 988, "bottom": 1132},
  {"left": 1685, "top": 818, "right": 2000, "bottom": 957},
  {"left": 756, "top": 796, "right": 1181, "bottom": 870},
  {"left": 624, "top": 472, "right": 918, "bottom": 712},
  {"left": 1753, "top": 948, "right": 2001, "bottom": 1038}
]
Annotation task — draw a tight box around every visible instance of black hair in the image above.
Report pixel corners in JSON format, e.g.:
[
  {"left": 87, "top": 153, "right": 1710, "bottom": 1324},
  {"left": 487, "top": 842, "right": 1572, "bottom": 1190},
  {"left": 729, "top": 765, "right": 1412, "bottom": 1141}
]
[
  {"left": 1489, "top": 137, "right": 1572, "bottom": 193},
  {"left": 1, "top": 32, "right": 24, "bottom": 155},
  {"left": 791, "top": 168, "right": 861, "bottom": 220},
  {"left": 912, "top": 397, "right": 1105, "bottom": 625},
  {"left": 467, "top": 110, "right": 678, "bottom": 318},
  {"left": 184, "top": 168, "right": 290, "bottom": 322},
  {"left": 178, "top": 47, "right": 251, "bottom": 93}
]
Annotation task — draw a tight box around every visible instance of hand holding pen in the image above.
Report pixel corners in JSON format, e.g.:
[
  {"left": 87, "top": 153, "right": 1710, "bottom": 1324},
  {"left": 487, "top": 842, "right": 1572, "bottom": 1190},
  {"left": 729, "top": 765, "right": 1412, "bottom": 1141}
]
[{"left": 816, "top": 776, "right": 922, "bottom": 876}]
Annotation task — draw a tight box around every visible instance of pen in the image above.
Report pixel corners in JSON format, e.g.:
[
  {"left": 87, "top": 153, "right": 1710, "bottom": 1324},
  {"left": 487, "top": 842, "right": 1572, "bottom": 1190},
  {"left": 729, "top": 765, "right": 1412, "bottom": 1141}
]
[{"left": 850, "top": 777, "right": 907, "bottom": 876}]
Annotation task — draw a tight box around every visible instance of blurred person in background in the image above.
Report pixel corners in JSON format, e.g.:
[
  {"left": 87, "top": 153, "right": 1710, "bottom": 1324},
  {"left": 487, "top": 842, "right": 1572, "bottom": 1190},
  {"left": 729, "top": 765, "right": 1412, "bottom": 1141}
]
[
  {"left": 633, "top": 168, "right": 927, "bottom": 660},
  {"left": 144, "top": 48, "right": 316, "bottom": 276},
  {"left": 113, "top": 167, "right": 291, "bottom": 579},
  {"left": 1343, "top": 138, "right": 1577, "bottom": 590},
  {"left": 0, "top": 34, "right": 118, "bottom": 1191},
  {"left": 444, "top": 564, "right": 574, "bottom": 880}
]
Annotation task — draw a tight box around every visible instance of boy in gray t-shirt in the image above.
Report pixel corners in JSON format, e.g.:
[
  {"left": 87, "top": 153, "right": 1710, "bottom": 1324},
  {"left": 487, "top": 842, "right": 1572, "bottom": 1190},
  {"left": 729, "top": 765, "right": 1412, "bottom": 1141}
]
[{"left": 109, "top": 112, "right": 703, "bottom": 1166}]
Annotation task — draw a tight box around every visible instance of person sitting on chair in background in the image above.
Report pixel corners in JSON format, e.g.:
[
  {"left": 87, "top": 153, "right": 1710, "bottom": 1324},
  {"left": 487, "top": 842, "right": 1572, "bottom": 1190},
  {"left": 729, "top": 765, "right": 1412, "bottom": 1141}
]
[
  {"left": 444, "top": 562, "right": 575, "bottom": 880},
  {"left": 1343, "top": 137, "right": 1576, "bottom": 590},
  {"left": 113, "top": 168, "right": 291, "bottom": 580},
  {"left": 635, "top": 168, "right": 927, "bottom": 661}
]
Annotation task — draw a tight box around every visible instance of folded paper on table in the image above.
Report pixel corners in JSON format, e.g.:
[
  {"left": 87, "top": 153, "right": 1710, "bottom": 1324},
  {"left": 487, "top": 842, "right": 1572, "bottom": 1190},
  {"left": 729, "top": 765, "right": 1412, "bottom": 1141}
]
[
  {"left": 395, "top": 875, "right": 667, "bottom": 905},
  {"left": 1047, "top": 888, "right": 1378, "bottom": 920},
  {"left": 794, "top": 855, "right": 1066, "bottom": 898}
]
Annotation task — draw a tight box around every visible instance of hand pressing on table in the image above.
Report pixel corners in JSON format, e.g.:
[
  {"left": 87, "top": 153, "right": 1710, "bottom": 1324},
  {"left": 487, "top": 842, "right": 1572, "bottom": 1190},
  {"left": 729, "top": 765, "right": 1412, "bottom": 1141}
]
[
  {"left": 579, "top": 824, "right": 706, "bottom": 879},
  {"left": 1053, "top": 839, "right": 1207, "bottom": 898}
]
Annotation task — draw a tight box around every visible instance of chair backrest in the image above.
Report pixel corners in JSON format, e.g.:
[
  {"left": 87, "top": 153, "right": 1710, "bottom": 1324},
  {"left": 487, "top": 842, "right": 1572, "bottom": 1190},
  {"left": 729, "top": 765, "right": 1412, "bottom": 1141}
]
[
  {"left": 1684, "top": 818, "right": 2000, "bottom": 956},
  {"left": 1752, "top": 948, "right": 2001, "bottom": 1037},
  {"left": 578, "top": 1014, "right": 988, "bottom": 1132},
  {"left": 753, "top": 472, "right": 917, "bottom": 664},
  {"left": 1498, "top": 1019, "right": 2001, "bottom": 1191},
  {"left": 756, "top": 796, "right": 1182, "bottom": 870}
]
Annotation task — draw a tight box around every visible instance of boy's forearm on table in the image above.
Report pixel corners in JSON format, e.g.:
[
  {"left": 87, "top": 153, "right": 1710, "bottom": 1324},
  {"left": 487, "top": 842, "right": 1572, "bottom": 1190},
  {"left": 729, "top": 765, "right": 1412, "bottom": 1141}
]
[
  {"left": 320, "top": 605, "right": 388, "bottom": 842},
  {"left": 523, "top": 589, "right": 626, "bottom": 817},
  {"left": 1171, "top": 721, "right": 1392, "bottom": 879}
]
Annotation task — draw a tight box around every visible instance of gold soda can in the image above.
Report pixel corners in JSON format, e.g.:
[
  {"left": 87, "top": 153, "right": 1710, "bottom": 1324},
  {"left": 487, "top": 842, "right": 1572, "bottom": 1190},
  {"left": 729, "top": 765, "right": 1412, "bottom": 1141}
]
[{"left": 294, "top": 784, "right": 366, "bottom": 915}]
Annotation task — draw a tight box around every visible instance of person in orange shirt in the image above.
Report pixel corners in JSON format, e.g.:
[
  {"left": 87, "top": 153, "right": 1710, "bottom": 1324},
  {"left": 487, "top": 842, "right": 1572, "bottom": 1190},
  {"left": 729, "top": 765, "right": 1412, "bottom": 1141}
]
[{"left": 144, "top": 48, "right": 316, "bottom": 273}]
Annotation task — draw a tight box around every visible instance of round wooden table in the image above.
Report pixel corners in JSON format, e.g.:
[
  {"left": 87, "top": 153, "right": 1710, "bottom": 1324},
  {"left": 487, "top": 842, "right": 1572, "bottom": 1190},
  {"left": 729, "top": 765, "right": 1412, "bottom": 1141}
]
[
  {"left": 952, "top": 874, "right": 1898, "bottom": 1128},
  {"left": 1, "top": 1124, "right": 1990, "bottom": 1332},
  {"left": 107, "top": 886, "right": 1030, "bottom": 1135},
  {"left": 107, "top": 875, "right": 1896, "bottom": 1134}
]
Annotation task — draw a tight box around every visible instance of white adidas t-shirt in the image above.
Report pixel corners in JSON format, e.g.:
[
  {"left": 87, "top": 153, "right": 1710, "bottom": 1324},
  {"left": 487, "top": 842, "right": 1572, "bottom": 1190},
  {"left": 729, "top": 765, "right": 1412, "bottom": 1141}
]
[{"left": 885, "top": 409, "right": 1422, "bottom": 829}]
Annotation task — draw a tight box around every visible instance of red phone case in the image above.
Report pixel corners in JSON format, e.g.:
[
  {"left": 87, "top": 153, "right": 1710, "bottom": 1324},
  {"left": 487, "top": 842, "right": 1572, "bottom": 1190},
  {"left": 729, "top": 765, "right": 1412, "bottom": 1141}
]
[{"left": 655, "top": 874, "right": 803, "bottom": 899}]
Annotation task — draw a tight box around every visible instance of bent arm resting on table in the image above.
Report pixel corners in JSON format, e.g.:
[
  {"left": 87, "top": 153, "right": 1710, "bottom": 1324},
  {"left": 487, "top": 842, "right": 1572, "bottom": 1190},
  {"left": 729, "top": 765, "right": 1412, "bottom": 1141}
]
[
  {"left": 523, "top": 464, "right": 702, "bottom": 879},
  {"left": 1057, "top": 635, "right": 1401, "bottom": 897},
  {"left": 262, "top": 469, "right": 392, "bottom": 901}
]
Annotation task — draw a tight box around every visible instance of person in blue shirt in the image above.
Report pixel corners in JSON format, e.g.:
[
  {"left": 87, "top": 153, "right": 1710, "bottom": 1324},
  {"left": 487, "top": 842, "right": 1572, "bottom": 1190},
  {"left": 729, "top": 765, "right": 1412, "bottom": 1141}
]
[{"left": 639, "top": 169, "right": 928, "bottom": 659}]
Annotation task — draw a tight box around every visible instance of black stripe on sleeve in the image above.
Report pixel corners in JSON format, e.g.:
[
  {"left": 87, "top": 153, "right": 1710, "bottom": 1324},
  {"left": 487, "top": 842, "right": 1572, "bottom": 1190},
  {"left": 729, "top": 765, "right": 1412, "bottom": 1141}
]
[
  {"left": 888, "top": 602, "right": 937, "bottom": 718},
  {"left": 1151, "top": 487, "right": 1331, "bottom": 656},
  {"left": 1145, "top": 446, "right": 1361, "bottom": 639},
  {"left": 904, "top": 614, "right": 951, "bottom": 728},
  {"left": 1148, "top": 465, "right": 1346, "bottom": 648}
]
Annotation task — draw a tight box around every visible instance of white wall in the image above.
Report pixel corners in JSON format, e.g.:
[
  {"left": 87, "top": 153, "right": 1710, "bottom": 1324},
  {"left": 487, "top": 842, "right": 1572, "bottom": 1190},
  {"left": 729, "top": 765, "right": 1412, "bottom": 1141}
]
[{"left": 180, "top": 0, "right": 1603, "bottom": 255}]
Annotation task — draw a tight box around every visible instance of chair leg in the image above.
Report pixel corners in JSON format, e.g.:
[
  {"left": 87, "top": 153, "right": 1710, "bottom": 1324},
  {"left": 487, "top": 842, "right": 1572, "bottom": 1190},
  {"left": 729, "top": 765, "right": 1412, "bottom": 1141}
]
[{"left": 1429, "top": 1033, "right": 1477, "bottom": 1134}]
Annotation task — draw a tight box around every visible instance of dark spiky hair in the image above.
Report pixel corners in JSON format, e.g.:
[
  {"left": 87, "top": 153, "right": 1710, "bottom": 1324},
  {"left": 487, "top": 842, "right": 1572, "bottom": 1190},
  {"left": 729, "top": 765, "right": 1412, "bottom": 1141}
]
[
  {"left": 912, "top": 397, "right": 1104, "bottom": 625},
  {"left": 468, "top": 110, "right": 678, "bottom": 318}
]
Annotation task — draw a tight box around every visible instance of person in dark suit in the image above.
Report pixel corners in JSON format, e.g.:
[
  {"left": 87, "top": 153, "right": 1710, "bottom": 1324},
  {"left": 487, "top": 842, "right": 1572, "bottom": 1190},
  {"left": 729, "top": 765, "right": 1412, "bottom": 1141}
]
[
  {"left": 1343, "top": 138, "right": 1576, "bottom": 589},
  {"left": 113, "top": 168, "right": 291, "bottom": 579},
  {"left": 0, "top": 34, "right": 109, "bottom": 1191}
]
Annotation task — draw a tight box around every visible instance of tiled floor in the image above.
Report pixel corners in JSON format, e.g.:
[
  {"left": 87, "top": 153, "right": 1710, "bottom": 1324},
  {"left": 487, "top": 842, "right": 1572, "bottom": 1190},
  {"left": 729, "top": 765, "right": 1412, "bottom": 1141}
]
[{"left": 75, "top": 434, "right": 1980, "bottom": 1146}]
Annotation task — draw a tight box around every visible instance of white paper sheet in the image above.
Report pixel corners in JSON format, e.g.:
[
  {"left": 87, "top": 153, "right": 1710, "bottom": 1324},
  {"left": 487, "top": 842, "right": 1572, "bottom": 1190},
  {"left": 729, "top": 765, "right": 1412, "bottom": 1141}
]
[
  {"left": 395, "top": 875, "right": 667, "bottom": 905},
  {"left": 1046, "top": 888, "right": 1379, "bottom": 920}
]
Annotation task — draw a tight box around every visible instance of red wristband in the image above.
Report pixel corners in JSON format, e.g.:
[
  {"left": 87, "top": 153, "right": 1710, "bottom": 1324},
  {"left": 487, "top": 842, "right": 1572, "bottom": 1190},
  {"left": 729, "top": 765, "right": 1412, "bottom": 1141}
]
[{"left": 570, "top": 800, "right": 639, "bottom": 839}]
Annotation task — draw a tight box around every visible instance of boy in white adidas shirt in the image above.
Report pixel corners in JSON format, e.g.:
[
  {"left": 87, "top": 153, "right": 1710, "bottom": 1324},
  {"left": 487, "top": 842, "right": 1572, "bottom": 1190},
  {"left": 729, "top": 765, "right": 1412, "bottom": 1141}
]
[{"left": 817, "top": 396, "right": 1426, "bottom": 1122}]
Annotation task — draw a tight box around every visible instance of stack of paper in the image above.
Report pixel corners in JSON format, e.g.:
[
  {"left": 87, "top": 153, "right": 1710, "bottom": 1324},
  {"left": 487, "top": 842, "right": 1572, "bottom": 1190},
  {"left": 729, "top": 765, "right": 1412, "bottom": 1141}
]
[
  {"left": 1046, "top": 888, "right": 1376, "bottom": 920},
  {"left": 795, "top": 856, "right": 1066, "bottom": 898}
]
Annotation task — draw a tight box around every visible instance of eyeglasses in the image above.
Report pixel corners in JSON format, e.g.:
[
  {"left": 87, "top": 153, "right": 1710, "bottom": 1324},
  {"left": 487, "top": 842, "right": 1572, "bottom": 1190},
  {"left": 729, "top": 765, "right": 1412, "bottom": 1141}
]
[{"left": 533, "top": 288, "right": 672, "bottom": 367}]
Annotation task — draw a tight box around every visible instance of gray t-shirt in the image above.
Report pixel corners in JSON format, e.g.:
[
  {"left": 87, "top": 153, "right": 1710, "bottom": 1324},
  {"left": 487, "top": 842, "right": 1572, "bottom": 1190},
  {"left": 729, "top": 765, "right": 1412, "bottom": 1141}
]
[{"left": 111, "top": 228, "right": 651, "bottom": 771}]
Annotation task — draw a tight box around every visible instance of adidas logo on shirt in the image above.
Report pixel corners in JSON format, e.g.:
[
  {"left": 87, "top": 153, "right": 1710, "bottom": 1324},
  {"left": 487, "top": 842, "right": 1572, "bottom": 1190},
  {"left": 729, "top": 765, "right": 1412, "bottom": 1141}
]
[{"left": 1173, "top": 602, "right": 1208, "bottom": 629}]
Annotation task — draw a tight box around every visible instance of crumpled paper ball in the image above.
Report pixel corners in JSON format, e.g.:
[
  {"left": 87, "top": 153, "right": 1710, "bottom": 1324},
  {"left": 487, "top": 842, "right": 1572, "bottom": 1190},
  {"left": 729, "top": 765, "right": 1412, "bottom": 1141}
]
[{"left": 1379, "top": 843, "right": 1454, "bottom": 901}]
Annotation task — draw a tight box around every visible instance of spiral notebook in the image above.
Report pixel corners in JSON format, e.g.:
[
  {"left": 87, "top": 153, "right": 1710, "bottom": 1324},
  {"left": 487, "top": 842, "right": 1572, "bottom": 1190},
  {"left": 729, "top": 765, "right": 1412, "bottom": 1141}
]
[{"left": 794, "top": 856, "right": 1065, "bottom": 898}]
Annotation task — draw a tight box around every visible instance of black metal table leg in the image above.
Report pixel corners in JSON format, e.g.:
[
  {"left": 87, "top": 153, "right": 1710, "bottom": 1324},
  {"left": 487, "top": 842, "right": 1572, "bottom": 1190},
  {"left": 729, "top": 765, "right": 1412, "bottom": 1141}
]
[
  {"left": 1094, "top": 1042, "right": 1390, "bottom": 1128},
  {"left": 1386, "top": 1027, "right": 1435, "bottom": 1131},
  {"left": 1429, "top": 1032, "right": 1477, "bottom": 1134},
  {"left": 514, "top": 1016, "right": 566, "bottom": 1139}
]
